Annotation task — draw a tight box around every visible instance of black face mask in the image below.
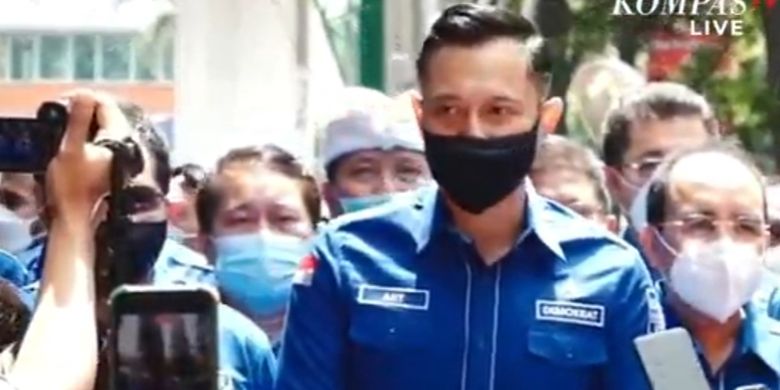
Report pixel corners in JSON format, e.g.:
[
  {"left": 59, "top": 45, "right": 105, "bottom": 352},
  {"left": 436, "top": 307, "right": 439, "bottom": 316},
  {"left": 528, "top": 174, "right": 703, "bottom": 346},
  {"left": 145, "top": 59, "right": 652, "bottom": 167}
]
[
  {"left": 423, "top": 124, "right": 539, "bottom": 214},
  {"left": 96, "top": 221, "right": 167, "bottom": 287}
]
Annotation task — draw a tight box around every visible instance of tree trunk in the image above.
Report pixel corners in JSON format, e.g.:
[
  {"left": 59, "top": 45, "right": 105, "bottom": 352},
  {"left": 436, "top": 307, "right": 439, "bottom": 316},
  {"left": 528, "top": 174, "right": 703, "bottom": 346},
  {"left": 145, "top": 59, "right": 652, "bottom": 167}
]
[
  {"left": 761, "top": 4, "right": 780, "bottom": 169},
  {"left": 764, "top": 2, "right": 780, "bottom": 94}
]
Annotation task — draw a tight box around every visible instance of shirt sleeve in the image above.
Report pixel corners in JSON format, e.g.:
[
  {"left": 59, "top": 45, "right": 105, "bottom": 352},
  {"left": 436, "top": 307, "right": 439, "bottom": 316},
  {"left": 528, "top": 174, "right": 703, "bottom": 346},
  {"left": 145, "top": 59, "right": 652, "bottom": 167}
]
[
  {"left": 276, "top": 230, "right": 348, "bottom": 390},
  {"left": 245, "top": 328, "right": 278, "bottom": 390},
  {"left": 603, "top": 249, "right": 663, "bottom": 390}
]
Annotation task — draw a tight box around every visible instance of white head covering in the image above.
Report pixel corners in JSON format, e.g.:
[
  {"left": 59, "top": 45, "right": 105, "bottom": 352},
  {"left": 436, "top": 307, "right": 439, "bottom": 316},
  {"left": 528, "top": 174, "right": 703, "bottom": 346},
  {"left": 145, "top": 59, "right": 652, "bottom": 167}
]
[{"left": 320, "top": 112, "right": 424, "bottom": 168}]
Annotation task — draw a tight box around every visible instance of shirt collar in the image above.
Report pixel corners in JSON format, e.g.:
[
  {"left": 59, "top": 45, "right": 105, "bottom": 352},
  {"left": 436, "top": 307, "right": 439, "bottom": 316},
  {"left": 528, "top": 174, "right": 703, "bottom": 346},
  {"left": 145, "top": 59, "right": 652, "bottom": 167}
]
[
  {"left": 412, "top": 179, "right": 566, "bottom": 262},
  {"left": 742, "top": 301, "right": 780, "bottom": 375},
  {"left": 659, "top": 283, "right": 780, "bottom": 375}
]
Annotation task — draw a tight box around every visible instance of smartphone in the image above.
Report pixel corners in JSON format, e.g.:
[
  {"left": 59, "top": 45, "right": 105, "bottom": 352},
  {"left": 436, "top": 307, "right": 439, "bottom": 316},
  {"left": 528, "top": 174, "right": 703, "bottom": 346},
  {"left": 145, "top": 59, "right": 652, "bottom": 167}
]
[
  {"left": 109, "top": 285, "right": 219, "bottom": 390},
  {"left": 0, "top": 102, "right": 68, "bottom": 173},
  {"left": 634, "top": 328, "right": 710, "bottom": 390}
]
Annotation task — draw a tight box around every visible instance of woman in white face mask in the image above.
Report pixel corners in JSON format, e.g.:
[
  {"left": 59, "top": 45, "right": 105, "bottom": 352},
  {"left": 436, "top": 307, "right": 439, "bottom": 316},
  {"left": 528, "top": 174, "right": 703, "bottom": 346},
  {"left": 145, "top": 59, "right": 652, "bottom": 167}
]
[{"left": 638, "top": 144, "right": 780, "bottom": 389}]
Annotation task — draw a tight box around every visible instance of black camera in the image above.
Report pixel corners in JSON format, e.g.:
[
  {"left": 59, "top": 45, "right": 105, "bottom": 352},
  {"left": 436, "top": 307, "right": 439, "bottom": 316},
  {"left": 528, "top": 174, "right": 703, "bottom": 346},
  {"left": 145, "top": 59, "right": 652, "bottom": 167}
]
[{"left": 0, "top": 102, "right": 69, "bottom": 173}]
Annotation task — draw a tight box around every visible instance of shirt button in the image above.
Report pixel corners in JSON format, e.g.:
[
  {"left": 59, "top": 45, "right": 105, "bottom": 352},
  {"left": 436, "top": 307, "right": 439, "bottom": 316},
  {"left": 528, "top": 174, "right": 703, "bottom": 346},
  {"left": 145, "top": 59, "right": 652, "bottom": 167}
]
[
  {"left": 389, "top": 327, "right": 396, "bottom": 334},
  {"left": 565, "top": 351, "right": 574, "bottom": 359}
]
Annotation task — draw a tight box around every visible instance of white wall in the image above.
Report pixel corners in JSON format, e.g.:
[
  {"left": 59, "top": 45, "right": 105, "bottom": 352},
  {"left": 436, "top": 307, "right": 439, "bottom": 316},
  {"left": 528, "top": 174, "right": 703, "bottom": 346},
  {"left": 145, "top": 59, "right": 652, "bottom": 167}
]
[{"left": 174, "top": 0, "right": 343, "bottom": 170}]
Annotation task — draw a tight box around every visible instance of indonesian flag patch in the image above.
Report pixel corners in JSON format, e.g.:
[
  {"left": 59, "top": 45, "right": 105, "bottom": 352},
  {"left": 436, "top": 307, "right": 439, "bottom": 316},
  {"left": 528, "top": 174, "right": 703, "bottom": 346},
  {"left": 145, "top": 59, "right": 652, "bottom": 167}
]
[{"left": 292, "top": 254, "right": 319, "bottom": 286}]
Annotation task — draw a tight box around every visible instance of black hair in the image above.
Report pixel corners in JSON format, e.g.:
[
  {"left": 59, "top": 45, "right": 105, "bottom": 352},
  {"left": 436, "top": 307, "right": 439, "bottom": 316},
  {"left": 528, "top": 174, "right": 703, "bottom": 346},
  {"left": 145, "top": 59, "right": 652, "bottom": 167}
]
[
  {"left": 645, "top": 141, "right": 766, "bottom": 227},
  {"left": 197, "top": 145, "right": 321, "bottom": 234},
  {"left": 602, "top": 82, "right": 719, "bottom": 168},
  {"left": 118, "top": 102, "right": 171, "bottom": 194},
  {"left": 531, "top": 135, "right": 612, "bottom": 213},
  {"left": 416, "top": 3, "right": 552, "bottom": 92},
  {"left": 172, "top": 163, "right": 207, "bottom": 191}
]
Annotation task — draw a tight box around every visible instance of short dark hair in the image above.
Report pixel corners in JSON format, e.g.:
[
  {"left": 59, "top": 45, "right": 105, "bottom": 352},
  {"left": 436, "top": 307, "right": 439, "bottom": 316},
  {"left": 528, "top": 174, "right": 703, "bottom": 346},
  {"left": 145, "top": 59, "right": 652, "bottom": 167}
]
[
  {"left": 172, "top": 163, "right": 207, "bottom": 191},
  {"left": 645, "top": 141, "right": 766, "bottom": 226},
  {"left": 602, "top": 82, "right": 719, "bottom": 168},
  {"left": 197, "top": 145, "right": 321, "bottom": 234},
  {"left": 416, "top": 3, "right": 552, "bottom": 92},
  {"left": 119, "top": 102, "right": 171, "bottom": 194},
  {"left": 531, "top": 135, "right": 612, "bottom": 212}
]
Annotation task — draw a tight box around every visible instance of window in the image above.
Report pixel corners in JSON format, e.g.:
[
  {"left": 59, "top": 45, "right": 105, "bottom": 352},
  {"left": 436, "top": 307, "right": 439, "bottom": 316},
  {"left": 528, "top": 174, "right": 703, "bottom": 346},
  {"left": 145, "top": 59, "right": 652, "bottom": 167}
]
[
  {"left": 135, "top": 44, "right": 157, "bottom": 81},
  {"left": 73, "top": 35, "right": 96, "bottom": 80},
  {"left": 101, "top": 35, "right": 131, "bottom": 80},
  {"left": 10, "top": 36, "right": 35, "bottom": 80},
  {"left": 40, "top": 35, "right": 69, "bottom": 79},
  {"left": 1, "top": 32, "right": 173, "bottom": 82},
  {"left": 0, "top": 36, "right": 8, "bottom": 80},
  {"left": 162, "top": 37, "right": 174, "bottom": 81}
]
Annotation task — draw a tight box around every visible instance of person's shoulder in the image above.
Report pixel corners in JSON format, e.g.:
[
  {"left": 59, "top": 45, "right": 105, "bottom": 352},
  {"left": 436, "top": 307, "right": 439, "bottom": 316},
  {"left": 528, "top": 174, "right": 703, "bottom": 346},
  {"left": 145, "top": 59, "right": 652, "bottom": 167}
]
[
  {"left": 152, "top": 239, "right": 215, "bottom": 285},
  {"left": 541, "top": 198, "right": 639, "bottom": 260},
  {"left": 318, "top": 186, "right": 435, "bottom": 251},
  {"left": 327, "top": 186, "right": 430, "bottom": 229},
  {"left": 217, "top": 304, "right": 276, "bottom": 389},
  {"left": 218, "top": 304, "right": 272, "bottom": 349}
]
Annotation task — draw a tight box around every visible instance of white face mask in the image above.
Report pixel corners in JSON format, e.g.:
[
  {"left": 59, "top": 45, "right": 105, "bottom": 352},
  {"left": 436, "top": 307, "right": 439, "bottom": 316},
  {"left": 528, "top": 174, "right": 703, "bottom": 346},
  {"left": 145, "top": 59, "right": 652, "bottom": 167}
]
[
  {"left": 765, "top": 246, "right": 780, "bottom": 274},
  {"left": 628, "top": 181, "right": 650, "bottom": 231},
  {"left": 0, "top": 205, "right": 35, "bottom": 253},
  {"left": 668, "top": 238, "right": 763, "bottom": 323}
]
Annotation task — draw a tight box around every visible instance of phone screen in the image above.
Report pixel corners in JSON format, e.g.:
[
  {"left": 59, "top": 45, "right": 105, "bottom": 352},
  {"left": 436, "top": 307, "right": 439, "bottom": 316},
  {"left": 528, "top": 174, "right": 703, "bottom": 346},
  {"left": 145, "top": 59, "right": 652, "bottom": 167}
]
[
  {"left": 111, "top": 289, "right": 217, "bottom": 390},
  {"left": 0, "top": 119, "right": 58, "bottom": 173}
]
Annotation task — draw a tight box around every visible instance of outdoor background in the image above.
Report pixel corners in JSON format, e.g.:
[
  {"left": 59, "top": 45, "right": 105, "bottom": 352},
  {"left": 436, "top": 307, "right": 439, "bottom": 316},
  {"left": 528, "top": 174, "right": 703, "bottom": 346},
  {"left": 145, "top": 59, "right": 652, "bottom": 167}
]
[{"left": 0, "top": 0, "right": 778, "bottom": 170}]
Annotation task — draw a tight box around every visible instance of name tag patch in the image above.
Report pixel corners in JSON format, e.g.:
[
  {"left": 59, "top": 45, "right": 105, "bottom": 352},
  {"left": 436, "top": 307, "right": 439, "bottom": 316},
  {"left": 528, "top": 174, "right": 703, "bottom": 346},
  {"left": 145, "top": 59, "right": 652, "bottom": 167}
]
[
  {"left": 357, "top": 285, "right": 429, "bottom": 310},
  {"left": 536, "top": 300, "right": 605, "bottom": 328}
]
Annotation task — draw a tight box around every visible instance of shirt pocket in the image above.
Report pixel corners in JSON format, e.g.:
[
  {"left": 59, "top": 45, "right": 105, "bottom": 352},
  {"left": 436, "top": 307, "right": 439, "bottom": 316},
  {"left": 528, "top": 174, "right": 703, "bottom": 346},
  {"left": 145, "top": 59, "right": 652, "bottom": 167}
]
[
  {"left": 349, "top": 304, "right": 433, "bottom": 351},
  {"left": 527, "top": 327, "right": 608, "bottom": 368}
]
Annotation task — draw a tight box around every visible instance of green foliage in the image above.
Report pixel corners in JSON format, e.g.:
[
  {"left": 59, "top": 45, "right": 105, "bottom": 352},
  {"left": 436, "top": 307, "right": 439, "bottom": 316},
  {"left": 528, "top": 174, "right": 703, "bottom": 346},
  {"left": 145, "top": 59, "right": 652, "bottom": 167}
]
[
  {"left": 678, "top": 10, "right": 780, "bottom": 171},
  {"left": 493, "top": 0, "right": 778, "bottom": 170}
]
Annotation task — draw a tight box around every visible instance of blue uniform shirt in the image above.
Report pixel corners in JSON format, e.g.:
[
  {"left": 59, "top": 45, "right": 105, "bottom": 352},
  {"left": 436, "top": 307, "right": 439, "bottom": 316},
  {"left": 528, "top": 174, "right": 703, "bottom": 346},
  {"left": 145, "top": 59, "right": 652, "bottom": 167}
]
[
  {"left": 22, "top": 237, "right": 272, "bottom": 390},
  {"left": 0, "top": 249, "right": 28, "bottom": 288},
  {"left": 217, "top": 304, "right": 278, "bottom": 390},
  {"left": 151, "top": 239, "right": 215, "bottom": 286},
  {"left": 20, "top": 238, "right": 216, "bottom": 287},
  {"left": 277, "top": 183, "right": 662, "bottom": 390},
  {"left": 662, "top": 287, "right": 780, "bottom": 389}
]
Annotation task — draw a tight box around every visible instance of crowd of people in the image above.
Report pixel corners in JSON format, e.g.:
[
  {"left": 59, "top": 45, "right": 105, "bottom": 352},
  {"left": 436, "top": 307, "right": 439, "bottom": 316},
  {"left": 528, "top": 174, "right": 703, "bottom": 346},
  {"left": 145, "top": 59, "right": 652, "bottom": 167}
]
[{"left": 0, "top": 3, "right": 779, "bottom": 389}]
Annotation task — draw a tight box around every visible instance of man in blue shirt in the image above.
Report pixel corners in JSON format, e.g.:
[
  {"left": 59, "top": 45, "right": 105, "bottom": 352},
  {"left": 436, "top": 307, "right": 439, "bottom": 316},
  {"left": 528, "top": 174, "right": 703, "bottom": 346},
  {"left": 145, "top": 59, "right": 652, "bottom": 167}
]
[
  {"left": 638, "top": 143, "right": 780, "bottom": 388},
  {"left": 277, "top": 4, "right": 661, "bottom": 390}
]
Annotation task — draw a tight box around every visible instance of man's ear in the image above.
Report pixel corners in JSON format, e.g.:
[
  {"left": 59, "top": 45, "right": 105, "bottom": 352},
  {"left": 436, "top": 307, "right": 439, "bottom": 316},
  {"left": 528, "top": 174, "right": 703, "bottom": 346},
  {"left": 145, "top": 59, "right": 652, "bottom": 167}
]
[
  {"left": 639, "top": 226, "right": 671, "bottom": 273},
  {"left": 200, "top": 233, "right": 215, "bottom": 266},
  {"left": 321, "top": 182, "right": 343, "bottom": 218},
  {"left": 412, "top": 94, "right": 424, "bottom": 132},
  {"left": 540, "top": 97, "right": 564, "bottom": 134},
  {"left": 604, "top": 215, "right": 619, "bottom": 234}
]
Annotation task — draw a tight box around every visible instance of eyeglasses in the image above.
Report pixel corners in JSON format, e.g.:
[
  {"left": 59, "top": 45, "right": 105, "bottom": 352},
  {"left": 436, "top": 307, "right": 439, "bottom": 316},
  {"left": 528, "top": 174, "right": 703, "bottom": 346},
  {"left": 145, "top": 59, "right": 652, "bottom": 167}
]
[
  {"left": 660, "top": 213, "right": 767, "bottom": 243},
  {"left": 621, "top": 156, "right": 665, "bottom": 185}
]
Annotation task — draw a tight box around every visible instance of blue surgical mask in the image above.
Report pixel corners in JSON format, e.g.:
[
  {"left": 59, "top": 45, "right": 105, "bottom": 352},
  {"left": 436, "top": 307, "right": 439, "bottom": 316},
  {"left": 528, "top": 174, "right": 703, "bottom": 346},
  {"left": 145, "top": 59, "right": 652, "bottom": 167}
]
[
  {"left": 339, "top": 193, "right": 393, "bottom": 214},
  {"left": 214, "top": 232, "right": 311, "bottom": 317}
]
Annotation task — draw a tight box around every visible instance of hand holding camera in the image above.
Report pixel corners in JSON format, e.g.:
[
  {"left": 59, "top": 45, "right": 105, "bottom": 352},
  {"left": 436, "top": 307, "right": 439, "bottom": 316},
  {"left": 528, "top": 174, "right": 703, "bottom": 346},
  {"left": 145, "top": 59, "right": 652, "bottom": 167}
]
[{"left": 44, "top": 91, "right": 133, "bottom": 224}]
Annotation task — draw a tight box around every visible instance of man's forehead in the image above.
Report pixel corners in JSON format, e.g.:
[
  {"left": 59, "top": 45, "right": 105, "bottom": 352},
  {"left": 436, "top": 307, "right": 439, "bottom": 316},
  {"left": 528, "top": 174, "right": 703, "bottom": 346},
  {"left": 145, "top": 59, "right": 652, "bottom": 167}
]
[
  {"left": 628, "top": 116, "right": 710, "bottom": 156},
  {"left": 667, "top": 152, "right": 763, "bottom": 206},
  {"left": 423, "top": 39, "right": 537, "bottom": 100},
  {"left": 766, "top": 184, "right": 780, "bottom": 217}
]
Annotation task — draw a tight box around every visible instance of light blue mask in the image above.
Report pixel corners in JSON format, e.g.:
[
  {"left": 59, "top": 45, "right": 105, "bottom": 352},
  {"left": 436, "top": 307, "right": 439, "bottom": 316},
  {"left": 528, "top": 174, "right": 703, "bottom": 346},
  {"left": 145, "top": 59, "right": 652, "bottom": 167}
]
[
  {"left": 214, "top": 232, "right": 311, "bottom": 317},
  {"left": 339, "top": 193, "right": 393, "bottom": 214}
]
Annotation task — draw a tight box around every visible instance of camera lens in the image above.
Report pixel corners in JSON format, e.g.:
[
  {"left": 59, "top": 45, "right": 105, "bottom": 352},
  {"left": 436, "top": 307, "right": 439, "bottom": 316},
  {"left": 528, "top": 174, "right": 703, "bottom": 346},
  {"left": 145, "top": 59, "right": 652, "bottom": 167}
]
[{"left": 37, "top": 102, "right": 67, "bottom": 126}]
